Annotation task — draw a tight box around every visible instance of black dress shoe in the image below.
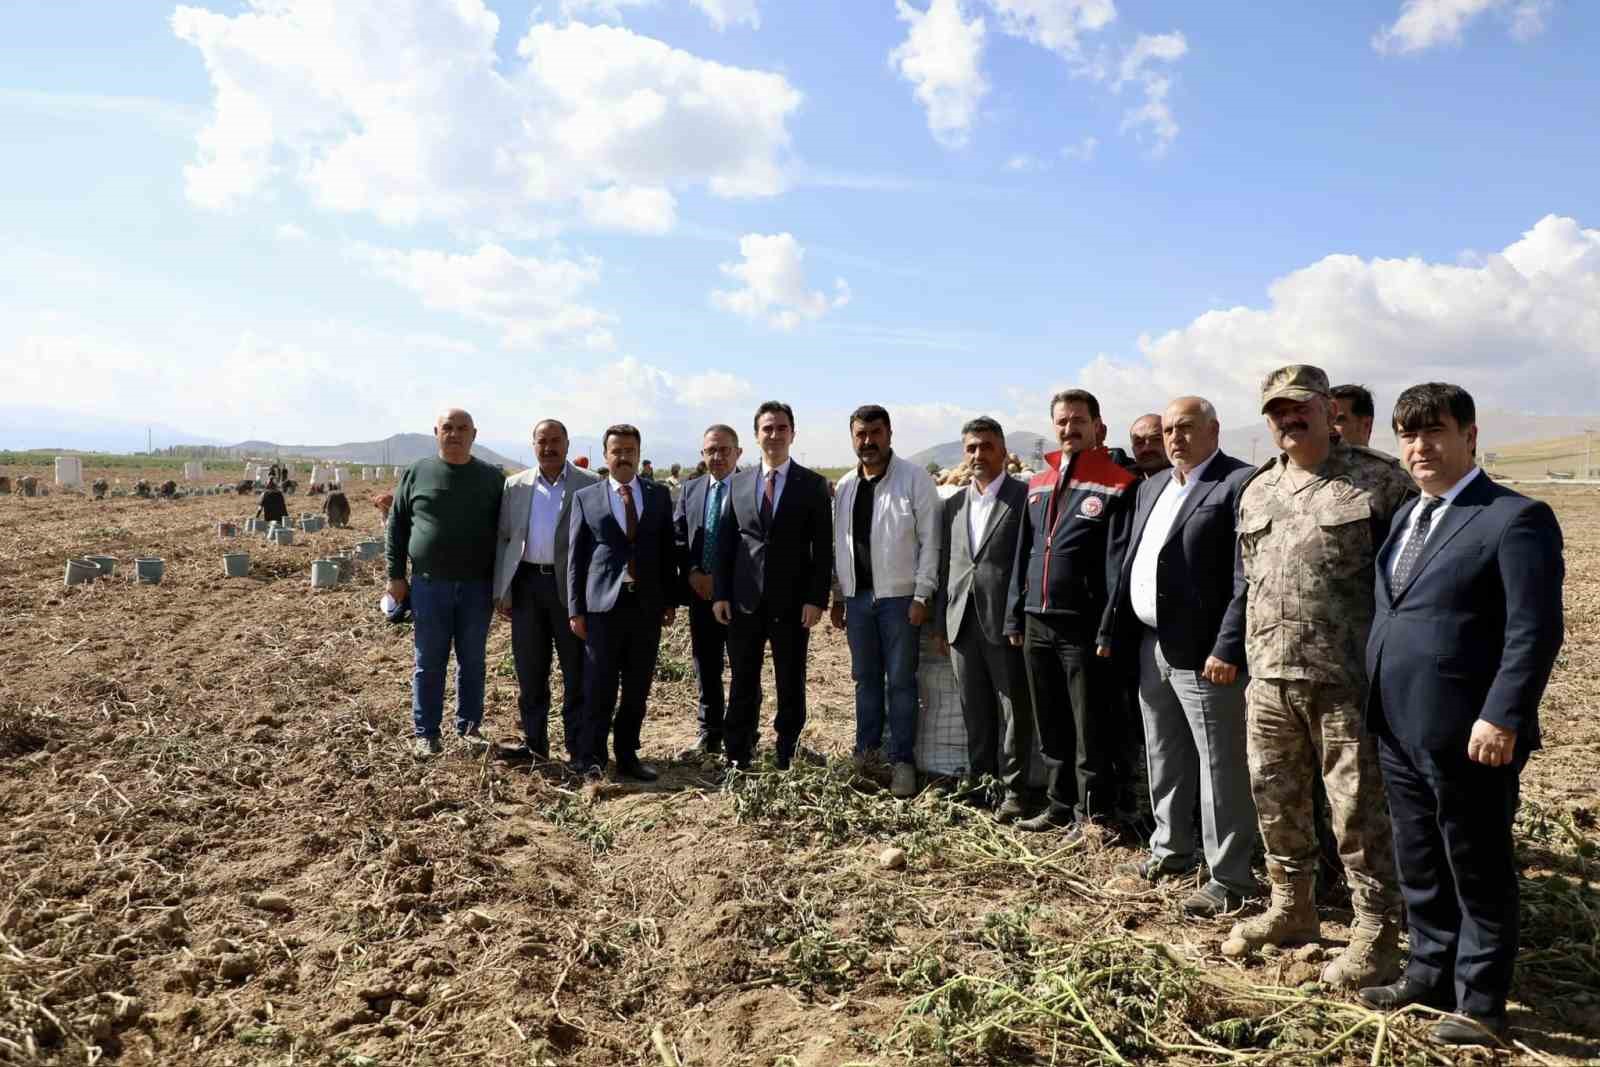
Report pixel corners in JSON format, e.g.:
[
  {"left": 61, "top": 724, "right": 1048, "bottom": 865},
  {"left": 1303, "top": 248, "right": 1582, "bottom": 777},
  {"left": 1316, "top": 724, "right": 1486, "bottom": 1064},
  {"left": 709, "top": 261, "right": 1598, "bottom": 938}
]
[
  {"left": 725, "top": 754, "right": 752, "bottom": 772},
  {"left": 1357, "top": 977, "right": 1452, "bottom": 1012},
  {"left": 773, "top": 749, "right": 793, "bottom": 771},
  {"left": 567, "top": 758, "right": 603, "bottom": 777},
  {"left": 614, "top": 757, "right": 659, "bottom": 782},
  {"left": 1431, "top": 1013, "right": 1507, "bottom": 1046}
]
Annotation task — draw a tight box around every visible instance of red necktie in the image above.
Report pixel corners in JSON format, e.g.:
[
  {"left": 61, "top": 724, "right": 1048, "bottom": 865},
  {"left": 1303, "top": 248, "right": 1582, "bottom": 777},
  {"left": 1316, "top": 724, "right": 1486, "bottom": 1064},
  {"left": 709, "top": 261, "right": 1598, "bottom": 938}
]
[
  {"left": 760, "top": 470, "right": 776, "bottom": 528},
  {"left": 619, "top": 483, "right": 639, "bottom": 580}
]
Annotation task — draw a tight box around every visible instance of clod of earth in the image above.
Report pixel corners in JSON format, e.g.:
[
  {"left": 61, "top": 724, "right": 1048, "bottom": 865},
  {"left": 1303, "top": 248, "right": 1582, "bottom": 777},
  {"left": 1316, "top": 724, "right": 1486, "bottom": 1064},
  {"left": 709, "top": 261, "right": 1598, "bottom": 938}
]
[{"left": 878, "top": 845, "right": 908, "bottom": 871}]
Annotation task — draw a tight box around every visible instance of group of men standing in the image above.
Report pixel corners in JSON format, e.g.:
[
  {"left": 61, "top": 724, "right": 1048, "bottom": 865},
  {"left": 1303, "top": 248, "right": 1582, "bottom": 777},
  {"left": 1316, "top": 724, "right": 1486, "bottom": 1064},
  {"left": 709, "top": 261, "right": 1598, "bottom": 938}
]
[{"left": 384, "top": 363, "right": 1564, "bottom": 1047}]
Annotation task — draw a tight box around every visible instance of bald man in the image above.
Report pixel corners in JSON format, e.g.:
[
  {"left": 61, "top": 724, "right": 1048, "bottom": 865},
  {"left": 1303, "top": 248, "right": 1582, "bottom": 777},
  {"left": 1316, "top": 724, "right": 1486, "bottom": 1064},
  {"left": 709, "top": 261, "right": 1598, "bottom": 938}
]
[
  {"left": 1129, "top": 414, "right": 1172, "bottom": 477},
  {"left": 387, "top": 408, "right": 506, "bottom": 758}
]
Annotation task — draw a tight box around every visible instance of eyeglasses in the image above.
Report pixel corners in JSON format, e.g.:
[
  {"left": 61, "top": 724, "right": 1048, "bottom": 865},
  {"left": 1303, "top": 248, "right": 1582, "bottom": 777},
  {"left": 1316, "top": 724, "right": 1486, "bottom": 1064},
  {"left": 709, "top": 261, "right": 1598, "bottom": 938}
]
[{"left": 702, "top": 447, "right": 734, "bottom": 457}]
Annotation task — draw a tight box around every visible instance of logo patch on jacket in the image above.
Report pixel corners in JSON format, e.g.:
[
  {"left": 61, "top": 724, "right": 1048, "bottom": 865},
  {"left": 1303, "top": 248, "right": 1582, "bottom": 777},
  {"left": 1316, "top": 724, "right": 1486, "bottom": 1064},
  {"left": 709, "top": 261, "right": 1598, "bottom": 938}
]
[{"left": 1080, "top": 496, "right": 1104, "bottom": 518}]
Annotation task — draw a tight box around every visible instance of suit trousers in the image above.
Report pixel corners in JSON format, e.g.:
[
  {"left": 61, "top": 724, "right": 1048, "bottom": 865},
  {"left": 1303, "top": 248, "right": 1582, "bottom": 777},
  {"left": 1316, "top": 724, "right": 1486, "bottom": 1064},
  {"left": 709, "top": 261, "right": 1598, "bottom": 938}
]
[
  {"left": 1023, "top": 613, "right": 1118, "bottom": 822},
  {"left": 1137, "top": 630, "right": 1259, "bottom": 894},
  {"left": 579, "top": 592, "right": 663, "bottom": 768},
  {"left": 686, "top": 597, "right": 729, "bottom": 746},
  {"left": 724, "top": 606, "right": 809, "bottom": 762},
  {"left": 1377, "top": 728, "right": 1525, "bottom": 1017},
  {"left": 510, "top": 564, "right": 585, "bottom": 758},
  {"left": 949, "top": 613, "right": 1033, "bottom": 799}
]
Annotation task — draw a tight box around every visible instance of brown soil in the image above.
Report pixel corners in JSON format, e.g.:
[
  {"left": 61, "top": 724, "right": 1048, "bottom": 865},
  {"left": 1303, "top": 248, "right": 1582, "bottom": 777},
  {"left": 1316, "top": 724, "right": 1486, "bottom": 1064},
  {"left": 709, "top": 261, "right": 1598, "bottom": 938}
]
[{"left": 1, "top": 466, "right": 1596, "bottom": 1065}]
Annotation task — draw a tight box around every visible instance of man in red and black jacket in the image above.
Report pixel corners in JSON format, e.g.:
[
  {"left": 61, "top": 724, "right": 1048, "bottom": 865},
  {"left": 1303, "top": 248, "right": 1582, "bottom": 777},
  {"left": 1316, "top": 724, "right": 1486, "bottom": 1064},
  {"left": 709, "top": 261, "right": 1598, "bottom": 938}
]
[{"left": 1013, "top": 388, "right": 1137, "bottom": 834}]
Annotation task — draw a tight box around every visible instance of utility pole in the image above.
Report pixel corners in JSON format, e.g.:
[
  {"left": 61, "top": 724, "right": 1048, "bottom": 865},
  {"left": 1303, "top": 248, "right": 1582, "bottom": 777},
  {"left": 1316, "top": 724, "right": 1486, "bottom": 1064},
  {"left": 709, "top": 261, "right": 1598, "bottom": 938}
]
[
  {"left": 146, "top": 426, "right": 152, "bottom": 455},
  {"left": 1586, "top": 428, "right": 1595, "bottom": 480}
]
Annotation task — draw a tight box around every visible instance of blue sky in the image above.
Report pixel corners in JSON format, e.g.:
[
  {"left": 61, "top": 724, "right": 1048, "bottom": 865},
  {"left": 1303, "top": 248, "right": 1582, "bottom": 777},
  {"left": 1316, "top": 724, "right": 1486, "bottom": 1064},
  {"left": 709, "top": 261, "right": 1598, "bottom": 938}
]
[{"left": 3, "top": 0, "right": 1598, "bottom": 465}]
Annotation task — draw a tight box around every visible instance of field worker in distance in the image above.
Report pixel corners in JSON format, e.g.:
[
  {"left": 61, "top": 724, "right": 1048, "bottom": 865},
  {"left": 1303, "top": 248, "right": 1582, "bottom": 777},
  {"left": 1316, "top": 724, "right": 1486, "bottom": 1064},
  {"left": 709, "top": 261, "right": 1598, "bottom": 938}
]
[
  {"left": 255, "top": 479, "right": 288, "bottom": 525},
  {"left": 1225, "top": 364, "right": 1415, "bottom": 989},
  {"left": 674, "top": 422, "right": 744, "bottom": 760},
  {"left": 1128, "top": 413, "right": 1172, "bottom": 477},
  {"left": 1102, "top": 397, "right": 1262, "bottom": 917},
  {"left": 566, "top": 424, "right": 680, "bottom": 781},
  {"left": 929, "top": 416, "right": 1035, "bottom": 821},
  {"left": 386, "top": 408, "right": 506, "bottom": 759},
  {"left": 1357, "top": 384, "right": 1564, "bottom": 1046},
  {"left": 1331, "top": 383, "right": 1377, "bottom": 449},
  {"left": 830, "top": 404, "right": 941, "bottom": 799},
  {"left": 493, "top": 418, "right": 601, "bottom": 763},
  {"left": 712, "top": 401, "right": 834, "bottom": 770},
  {"left": 1013, "top": 389, "right": 1136, "bottom": 836}
]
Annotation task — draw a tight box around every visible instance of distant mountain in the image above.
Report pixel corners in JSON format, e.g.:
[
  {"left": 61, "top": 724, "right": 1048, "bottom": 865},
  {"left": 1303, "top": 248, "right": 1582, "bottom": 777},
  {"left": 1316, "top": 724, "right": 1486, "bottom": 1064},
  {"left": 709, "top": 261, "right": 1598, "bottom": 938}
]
[
  {"left": 226, "top": 433, "right": 520, "bottom": 469},
  {"left": 909, "top": 431, "right": 1053, "bottom": 470},
  {"left": 0, "top": 405, "right": 225, "bottom": 453}
]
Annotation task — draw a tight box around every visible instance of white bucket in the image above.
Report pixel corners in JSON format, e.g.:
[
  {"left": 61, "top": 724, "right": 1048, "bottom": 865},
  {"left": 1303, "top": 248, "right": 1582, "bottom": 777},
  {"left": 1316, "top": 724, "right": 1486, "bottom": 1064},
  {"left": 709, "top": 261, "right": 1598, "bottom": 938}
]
[{"left": 55, "top": 456, "right": 83, "bottom": 487}]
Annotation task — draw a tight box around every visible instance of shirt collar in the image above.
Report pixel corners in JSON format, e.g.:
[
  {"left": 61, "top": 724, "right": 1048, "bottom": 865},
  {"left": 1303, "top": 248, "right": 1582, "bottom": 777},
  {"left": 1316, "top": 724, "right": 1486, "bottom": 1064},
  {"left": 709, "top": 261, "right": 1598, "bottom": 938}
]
[
  {"left": 761, "top": 457, "right": 792, "bottom": 479},
  {"left": 1173, "top": 449, "right": 1218, "bottom": 487},
  {"left": 537, "top": 465, "right": 567, "bottom": 488},
  {"left": 969, "top": 474, "right": 1005, "bottom": 500},
  {"left": 609, "top": 474, "right": 639, "bottom": 495},
  {"left": 1425, "top": 465, "right": 1481, "bottom": 504}
]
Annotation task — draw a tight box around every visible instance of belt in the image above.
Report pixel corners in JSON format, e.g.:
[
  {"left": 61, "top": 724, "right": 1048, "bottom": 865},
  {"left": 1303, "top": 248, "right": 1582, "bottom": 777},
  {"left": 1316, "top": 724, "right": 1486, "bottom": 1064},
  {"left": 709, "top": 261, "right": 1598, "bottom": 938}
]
[
  {"left": 519, "top": 561, "right": 557, "bottom": 575},
  {"left": 620, "top": 581, "right": 638, "bottom": 595}
]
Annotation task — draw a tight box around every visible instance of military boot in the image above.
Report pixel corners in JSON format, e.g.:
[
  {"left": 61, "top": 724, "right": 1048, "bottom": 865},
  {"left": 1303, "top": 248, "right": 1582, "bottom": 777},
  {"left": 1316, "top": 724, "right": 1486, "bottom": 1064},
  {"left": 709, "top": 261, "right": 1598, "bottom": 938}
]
[
  {"left": 1320, "top": 910, "right": 1400, "bottom": 988},
  {"left": 1222, "top": 876, "right": 1318, "bottom": 956}
]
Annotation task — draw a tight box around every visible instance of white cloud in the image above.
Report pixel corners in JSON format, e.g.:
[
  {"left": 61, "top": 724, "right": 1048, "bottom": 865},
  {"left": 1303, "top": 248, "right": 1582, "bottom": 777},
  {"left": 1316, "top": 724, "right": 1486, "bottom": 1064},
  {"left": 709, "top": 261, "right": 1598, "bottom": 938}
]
[
  {"left": 981, "top": 0, "right": 1116, "bottom": 58},
  {"left": 350, "top": 242, "right": 616, "bottom": 350},
  {"left": 1074, "top": 215, "right": 1600, "bottom": 433},
  {"left": 274, "top": 222, "right": 309, "bottom": 243},
  {"left": 560, "top": 0, "right": 760, "bottom": 31},
  {"left": 1004, "top": 153, "right": 1040, "bottom": 171},
  {"left": 711, "top": 232, "right": 851, "bottom": 330},
  {"left": 1061, "top": 135, "right": 1098, "bottom": 161},
  {"left": 889, "top": 0, "right": 989, "bottom": 148},
  {"left": 1373, "top": 0, "right": 1552, "bottom": 54},
  {"left": 675, "top": 370, "right": 754, "bottom": 408},
  {"left": 1115, "top": 32, "right": 1187, "bottom": 155},
  {"left": 171, "top": 0, "right": 799, "bottom": 235}
]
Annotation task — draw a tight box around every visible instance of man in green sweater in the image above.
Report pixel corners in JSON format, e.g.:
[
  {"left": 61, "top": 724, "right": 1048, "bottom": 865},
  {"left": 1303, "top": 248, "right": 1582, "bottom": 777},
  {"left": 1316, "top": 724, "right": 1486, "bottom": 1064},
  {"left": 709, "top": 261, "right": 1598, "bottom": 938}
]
[{"left": 386, "top": 408, "right": 506, "bottom": 757}]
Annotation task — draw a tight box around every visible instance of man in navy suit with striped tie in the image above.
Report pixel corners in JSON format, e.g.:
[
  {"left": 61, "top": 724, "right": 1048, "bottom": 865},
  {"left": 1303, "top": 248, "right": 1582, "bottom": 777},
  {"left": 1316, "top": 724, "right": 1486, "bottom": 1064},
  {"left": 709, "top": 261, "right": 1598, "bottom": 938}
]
[
  {"left": 673, "top": 424, "right": 742, "bottom": 758},
  {"left": 1357, "top": 383, "right": 1564, "bottom": 1047}
]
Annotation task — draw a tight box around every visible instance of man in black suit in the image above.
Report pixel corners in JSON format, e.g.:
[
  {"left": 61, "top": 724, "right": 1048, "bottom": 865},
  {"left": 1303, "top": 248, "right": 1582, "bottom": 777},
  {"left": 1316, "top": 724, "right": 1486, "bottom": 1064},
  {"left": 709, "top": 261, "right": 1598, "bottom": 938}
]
[
  {"left": 1357, "top": 383, "right": 1564, "bottom": 1046},
  {"left": 1102, "top": 397, "right": 1261, "bottom": 917},
  {"left": 673, "top": 424, "right": 743, "bottom": 759},
  {"left": 712, "top": 401, "right": 833, "bottom": 769},
  {"left": 567, "top": 424, "right": 680, "bottom": 780},
  {"left": 930, "top": 416, "right": 1034, "bottom": 821}
]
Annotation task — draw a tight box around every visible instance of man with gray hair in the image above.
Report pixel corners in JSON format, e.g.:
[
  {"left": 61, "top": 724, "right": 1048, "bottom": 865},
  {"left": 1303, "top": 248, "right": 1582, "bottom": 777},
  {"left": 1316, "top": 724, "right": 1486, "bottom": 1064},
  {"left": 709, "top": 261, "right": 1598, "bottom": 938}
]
[
  {"left": 1103, "top": 397, "right": 1261, "bottom": 916},
  {"left": 388, "top": 408, "right": 506, "bottom": 758}
]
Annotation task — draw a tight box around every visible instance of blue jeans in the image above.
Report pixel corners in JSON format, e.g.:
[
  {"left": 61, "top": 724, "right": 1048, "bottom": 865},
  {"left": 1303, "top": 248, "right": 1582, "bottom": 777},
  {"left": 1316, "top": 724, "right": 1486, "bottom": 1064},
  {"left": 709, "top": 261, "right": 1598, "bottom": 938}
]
[
  {"left": 846, "top": 592, "right": 920, "bottom": 763},
  {"left": 410, "top": 576, "right": 493, "bottom": 739}
]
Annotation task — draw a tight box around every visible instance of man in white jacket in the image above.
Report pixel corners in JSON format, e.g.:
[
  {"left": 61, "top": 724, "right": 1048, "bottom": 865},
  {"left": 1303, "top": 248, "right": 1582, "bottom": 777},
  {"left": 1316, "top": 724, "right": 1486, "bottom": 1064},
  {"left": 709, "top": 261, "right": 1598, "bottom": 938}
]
[{"left": 829, "top": 404, "right": 941, "bottom": 797}]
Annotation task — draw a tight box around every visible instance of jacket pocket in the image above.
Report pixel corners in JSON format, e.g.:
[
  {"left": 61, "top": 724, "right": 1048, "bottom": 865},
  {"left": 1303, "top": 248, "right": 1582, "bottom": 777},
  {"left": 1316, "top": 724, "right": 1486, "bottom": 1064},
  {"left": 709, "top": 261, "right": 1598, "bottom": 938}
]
[{"left": 1315, "top": 500, "right": 1372, "bottom": 578}]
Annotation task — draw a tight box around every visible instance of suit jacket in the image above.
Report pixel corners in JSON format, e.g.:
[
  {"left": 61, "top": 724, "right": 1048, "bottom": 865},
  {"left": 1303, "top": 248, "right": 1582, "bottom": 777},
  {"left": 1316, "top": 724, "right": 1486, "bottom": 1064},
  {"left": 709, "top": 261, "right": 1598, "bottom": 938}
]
[
  {"left": 712, "top": 462, "right": 833, "bottom": 618},
  {"left": 567, "top": 477, "right": 680, "bottom": 617},
  {"left": 493, "top": 462, "right": 601, "bottom": 607},
  {"left": 932, "top": 475, "right": 1028, "bottom": 645},
  {"left": 1105, "top": 451, "right": 1253, "bottom": 671},
  {"left": 674, "top": 473, "right": 736, "bottom": 601},
  {"left": 1365, "top": 471, "right": 1564, "bottom": 754}
]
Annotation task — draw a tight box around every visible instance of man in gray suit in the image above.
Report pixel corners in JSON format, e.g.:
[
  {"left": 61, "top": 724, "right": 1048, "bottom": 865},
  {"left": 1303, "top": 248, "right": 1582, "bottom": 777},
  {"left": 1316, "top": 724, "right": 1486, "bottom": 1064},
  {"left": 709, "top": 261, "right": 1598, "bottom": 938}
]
[
  {"left": 493, "top": 418, "right": 601, "bottom": 760},
  {"left": 932, "top": 416, "right": 1035, "bottom": 821}
]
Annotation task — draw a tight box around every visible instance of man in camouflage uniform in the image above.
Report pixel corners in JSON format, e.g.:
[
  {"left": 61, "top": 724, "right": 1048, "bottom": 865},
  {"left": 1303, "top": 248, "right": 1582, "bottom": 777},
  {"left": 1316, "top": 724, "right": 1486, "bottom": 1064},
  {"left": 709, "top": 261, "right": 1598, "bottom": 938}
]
[{"left": 1224, "top": 365, "right": 1415, "bottom": 989}]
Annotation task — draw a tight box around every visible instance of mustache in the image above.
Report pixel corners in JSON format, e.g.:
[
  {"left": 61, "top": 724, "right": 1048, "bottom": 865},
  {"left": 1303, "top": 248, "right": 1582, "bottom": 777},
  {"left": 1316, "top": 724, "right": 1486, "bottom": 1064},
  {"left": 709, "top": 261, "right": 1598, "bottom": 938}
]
[{"left": 1276, "top": 422, "right": 1308, "bottom": 434}]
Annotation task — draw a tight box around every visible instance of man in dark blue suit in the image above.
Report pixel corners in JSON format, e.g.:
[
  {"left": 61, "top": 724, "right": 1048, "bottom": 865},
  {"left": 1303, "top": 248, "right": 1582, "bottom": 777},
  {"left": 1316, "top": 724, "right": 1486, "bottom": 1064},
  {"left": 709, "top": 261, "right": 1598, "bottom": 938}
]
[
  {"left": 567, "top": 424, "right": 680, "bottom": 780},
  {"left": 673, "top": 424, "right": 743, "bottom": 758},
  {"left": 1357, "top": 383, "right": 1564, "bottom": 1047},
  {"left": 713, "top": 401, "right": 833, "bottom": 769}
]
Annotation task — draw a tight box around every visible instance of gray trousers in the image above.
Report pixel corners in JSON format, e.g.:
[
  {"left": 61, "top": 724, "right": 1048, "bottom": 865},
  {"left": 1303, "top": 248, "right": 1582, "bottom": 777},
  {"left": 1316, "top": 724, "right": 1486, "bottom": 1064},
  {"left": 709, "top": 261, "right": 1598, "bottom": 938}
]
[
  {"left": 950, "top": 615, "right": 1034, "bottom": 799},
  {"left": 1138, "top": 629, "right": 1259, "bottom": 895}
]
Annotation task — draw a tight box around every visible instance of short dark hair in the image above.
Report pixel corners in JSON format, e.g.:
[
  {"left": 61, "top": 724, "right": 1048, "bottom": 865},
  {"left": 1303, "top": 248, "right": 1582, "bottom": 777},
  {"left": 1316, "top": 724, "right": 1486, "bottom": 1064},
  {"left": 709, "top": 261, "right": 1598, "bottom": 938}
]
[
  {"left": 1331, "top": 384, "right": 1375, "bottom": 419},
  {"left": 533, "top": 418, "right": 568, "bottom": 438},
  {"left": 703, "top": 423, "right": 740, "bottom": 446},
  {"left": 961, "top": 415, "right": 1004, "bottom": 440},
  {"left": 849, "top": 404, "right": 891, "bottom": 429},
  {"left": 753, "top": 401, "right": 795, "bottom": 434},
  {"left": 602, "top": 423, "right": 641, "bottom": 449},
  {"left": 1391, "top": 383, "right": 1475, "bottom": 434},
  {"left": 1050, "top": 389, "right": 1101, "bottom": 421}
]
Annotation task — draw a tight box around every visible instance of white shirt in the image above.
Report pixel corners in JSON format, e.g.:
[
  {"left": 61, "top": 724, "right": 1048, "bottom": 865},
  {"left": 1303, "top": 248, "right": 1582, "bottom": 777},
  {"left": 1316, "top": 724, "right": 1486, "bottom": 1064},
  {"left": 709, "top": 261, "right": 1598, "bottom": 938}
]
[
  {"left": 1130, "top": 450, "right": 1219, "bottom": 629},
  {"left": 966, "top": 475, "right": 1005, "bottom": 548},
  {"left": 759, "top": 457, "right": 791, "bottom": 515},
  {"left": 607, "top": 474, "right": 643, "bottom": 532},
  {"left": 523, "top": 467, "right": 567, "bottom": 564},
  {"left": 1386, "top": 465, "right": 1481, "bottom": 584}
]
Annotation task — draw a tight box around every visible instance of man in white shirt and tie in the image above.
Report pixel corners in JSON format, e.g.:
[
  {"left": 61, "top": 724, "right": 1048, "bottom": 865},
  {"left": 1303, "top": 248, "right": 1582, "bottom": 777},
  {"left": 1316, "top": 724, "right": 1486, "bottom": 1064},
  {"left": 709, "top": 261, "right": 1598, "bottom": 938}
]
[
  {"left": 493, "top": 419, "right": 601, "bottom": 761},
  {"left": 673, "top": 424, "right": 743, "bottom": 759},
  {"left": 1101, "top": 397, "right": 1262, "bottom": 917}
]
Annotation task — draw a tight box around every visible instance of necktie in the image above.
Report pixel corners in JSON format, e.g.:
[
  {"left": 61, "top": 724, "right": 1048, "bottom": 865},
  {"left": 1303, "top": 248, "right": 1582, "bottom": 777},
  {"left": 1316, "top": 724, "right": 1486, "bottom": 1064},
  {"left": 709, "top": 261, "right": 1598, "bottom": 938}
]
[
  {"left": 702, "top": 480, "right": 722, "bottom": 572},
  {"left": 760, "top": 470, "right": 776, "bottom": 529},
  {"left": 619, "top": 483, "right": 639, "bottom": 580},
  {"left": 1391, "top": 497, "right": 1442, "bottom": 589}
]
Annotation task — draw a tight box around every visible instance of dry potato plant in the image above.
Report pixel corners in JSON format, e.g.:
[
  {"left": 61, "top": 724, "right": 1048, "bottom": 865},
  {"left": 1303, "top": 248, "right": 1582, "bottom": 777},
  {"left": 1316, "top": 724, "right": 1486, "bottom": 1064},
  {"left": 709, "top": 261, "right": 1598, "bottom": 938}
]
[{"left": 0, "top": 466, "right": 1596, "bottom": 1066}]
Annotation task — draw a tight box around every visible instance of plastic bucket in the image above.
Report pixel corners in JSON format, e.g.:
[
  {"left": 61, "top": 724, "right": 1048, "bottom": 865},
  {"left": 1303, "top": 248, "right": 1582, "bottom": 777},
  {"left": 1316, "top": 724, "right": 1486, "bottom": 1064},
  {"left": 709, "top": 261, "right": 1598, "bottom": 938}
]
[
  {"left": 135, "top": 558, "right": 165, "bottom": 585},
  {"left": 218, "top": 522, "right": 238, "bottom": 538},
  {"left": 65, "top": 558, "right": 100, "bottom": 586},
  {"left": 310, "top": 560, "right": 340, "bottom": 589},
  {"left": 223, "top": 552, "right": 250, "bottom": 578},
  {"left": 354, "top": 540, "right": 382, "bottom": 561},
  {"left": 271, "top": 527, "right": 295, "bottom": 546},
  {"left": 86, "top": 555, "right": 117, "bottom": 577}
]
